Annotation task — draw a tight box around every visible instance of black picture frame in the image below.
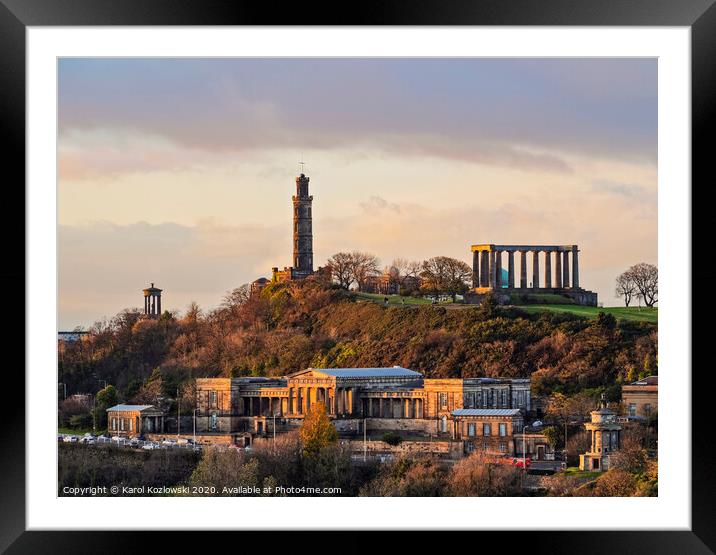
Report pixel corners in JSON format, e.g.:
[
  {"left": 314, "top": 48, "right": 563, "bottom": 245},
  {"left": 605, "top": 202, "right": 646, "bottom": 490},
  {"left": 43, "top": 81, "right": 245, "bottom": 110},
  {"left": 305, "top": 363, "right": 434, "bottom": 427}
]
[{"left": 2, "top": 1, "right": 713, "bottom": 552}]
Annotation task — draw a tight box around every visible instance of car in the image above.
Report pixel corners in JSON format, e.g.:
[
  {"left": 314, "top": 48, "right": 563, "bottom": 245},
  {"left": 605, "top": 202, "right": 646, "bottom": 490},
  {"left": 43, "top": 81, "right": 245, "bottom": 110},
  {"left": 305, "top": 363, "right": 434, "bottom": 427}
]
[
  {"left": 128, "top": 438, "right": 141, "bottom": 447},
  {"left": 58, "top": 435, "right": 64, "bottom": 442},
  {"left": 511, "top": 457, "right": 532, "bottom": 468},
  {"left": 142, "top": 442, "right": 157, "bottom": 450},
  {"left": 63, "top": 435, "right": 78, "bottom": 443},
  {"left": 96, "top": 436, "right": 110, "bottom": 444},
  {"left": 162, "top": 439, "right": 177, "bottom": 448}
]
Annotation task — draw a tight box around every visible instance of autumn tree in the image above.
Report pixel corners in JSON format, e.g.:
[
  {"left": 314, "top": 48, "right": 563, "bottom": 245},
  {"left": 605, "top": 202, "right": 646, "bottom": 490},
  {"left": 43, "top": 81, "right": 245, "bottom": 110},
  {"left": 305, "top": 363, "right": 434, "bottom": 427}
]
[
  {"left": 188, "top": 448, "right": 261, "bottom": 496},
  {"left": 222, "top": 284, "right": 251, "bottom": 311},
  {"left": 132, "top": 367, "right": 164, "bottom": 406},
  {"left": 420, "top": 256, "right": 472, "bottom": 301},
  {"left": 299, "top": 403, "right": 338, "bottom": 456},
  {"left": 447, "top": 452, "right": 522, "bottom": 496}
]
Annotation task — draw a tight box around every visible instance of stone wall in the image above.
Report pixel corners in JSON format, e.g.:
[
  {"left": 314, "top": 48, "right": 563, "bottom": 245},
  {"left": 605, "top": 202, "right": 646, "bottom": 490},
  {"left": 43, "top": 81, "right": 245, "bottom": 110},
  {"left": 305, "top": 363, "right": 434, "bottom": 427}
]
[{"left": 343, "top": 438, "right": 463, "bottom": 458}]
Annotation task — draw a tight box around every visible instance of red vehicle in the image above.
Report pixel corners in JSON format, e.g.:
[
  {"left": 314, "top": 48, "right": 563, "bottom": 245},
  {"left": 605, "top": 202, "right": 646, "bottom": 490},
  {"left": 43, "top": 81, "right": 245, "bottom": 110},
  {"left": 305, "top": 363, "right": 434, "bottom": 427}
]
[{"left": 510, "top": 457, "right": 532, "bottom": 469}]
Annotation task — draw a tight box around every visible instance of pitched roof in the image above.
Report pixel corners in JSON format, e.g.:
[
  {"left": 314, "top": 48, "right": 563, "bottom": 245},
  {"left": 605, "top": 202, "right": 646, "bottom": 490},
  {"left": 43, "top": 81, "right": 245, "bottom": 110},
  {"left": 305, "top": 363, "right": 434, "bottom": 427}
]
[
  {"left": 451, "top": 409, "right": 522, "bottom": 417},
  {"left": 306, "top": 367, "right": 422, "bottom": 378},
  {"left": 106, "top": 404, "right": 157, "bottom": 412},
  {"left": 631, "top": 375, "right": 658, "bottom": 385}
]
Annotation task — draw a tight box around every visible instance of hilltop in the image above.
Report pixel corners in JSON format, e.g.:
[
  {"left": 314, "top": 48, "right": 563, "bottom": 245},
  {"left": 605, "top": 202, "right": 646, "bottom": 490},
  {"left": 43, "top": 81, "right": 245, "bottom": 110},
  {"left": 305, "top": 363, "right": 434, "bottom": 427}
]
[{"left": 59, "top": 280, "right": 657, "bottom": 403}]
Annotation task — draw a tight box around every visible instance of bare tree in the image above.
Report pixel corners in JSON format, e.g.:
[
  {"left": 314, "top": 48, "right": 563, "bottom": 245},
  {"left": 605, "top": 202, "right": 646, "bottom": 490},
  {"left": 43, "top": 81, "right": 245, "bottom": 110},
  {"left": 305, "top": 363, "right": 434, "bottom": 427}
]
[
  {"left": 350, "top": 251, "right": 381, "bottom": 292},
  {"left": 326, "top": 252, "right": 355, "bottom": 290},
  {"left": 627, "top": 263, "right": 658, "bottom": 307},
  {"left": 615, "top": 272, "right": 637, "bottom": 307}
]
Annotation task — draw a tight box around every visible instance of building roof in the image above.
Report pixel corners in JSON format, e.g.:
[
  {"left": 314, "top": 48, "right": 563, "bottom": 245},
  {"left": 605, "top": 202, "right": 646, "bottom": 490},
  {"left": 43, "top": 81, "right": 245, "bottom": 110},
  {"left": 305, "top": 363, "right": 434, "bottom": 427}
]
[
  {"left": 252, "top": 277, "right": 270, "bottom": 284},
  {"left": 309, "top": 367, "right": 422, "bottom": 378},
  {"left": 106, "top": 404, "right": 157, "bottom": 412},
  {"left": 452, "top": 409, "right": 522, "bottom": 417},
  {"left": 630, "top": 375, "right": 658, "bottom": 386}
]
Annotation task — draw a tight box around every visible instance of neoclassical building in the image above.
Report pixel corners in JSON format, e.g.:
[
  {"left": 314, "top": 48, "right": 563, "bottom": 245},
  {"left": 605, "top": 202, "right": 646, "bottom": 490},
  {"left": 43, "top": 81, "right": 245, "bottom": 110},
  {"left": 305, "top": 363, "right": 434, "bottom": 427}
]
[{"left": 194, "top": 367, "right": 531, "bottom": 442}]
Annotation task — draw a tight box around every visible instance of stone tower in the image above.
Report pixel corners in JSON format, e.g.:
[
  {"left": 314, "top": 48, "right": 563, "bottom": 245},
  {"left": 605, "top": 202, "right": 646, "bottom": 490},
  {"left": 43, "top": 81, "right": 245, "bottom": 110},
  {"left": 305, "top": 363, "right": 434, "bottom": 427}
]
[
  {"left": 143, "top": 283, "right": 162, "bottom": 318},
  {"left": 292, "top": 173, "right": 314, "bottom": 278}
]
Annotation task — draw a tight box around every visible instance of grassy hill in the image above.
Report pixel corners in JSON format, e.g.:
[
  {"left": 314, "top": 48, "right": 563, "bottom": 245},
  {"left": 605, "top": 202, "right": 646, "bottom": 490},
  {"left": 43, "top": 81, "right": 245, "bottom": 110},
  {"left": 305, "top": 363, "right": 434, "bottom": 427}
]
[{"left": 513, "top": 305, "right": 657, "bottom": 324}]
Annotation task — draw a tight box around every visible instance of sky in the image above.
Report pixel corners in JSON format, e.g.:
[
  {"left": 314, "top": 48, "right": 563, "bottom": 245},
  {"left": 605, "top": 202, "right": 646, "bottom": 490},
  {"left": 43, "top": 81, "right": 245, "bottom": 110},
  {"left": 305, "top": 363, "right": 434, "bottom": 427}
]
[{"left": 58, "top": 58, "right": 657, "bottom": 329}]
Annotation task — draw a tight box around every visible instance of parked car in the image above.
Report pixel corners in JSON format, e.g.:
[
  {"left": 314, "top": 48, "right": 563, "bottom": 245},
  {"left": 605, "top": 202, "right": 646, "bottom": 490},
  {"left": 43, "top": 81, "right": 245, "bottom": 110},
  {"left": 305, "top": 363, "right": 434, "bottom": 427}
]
[
  {"left": 63, "top": 435, "right": 78, "bottom": 443},
  {"left": 511, "top": 457, "right": 532, "bottom": 468},
  {"left": 142, "top": 442, "right": 157, "bottom": 450}
]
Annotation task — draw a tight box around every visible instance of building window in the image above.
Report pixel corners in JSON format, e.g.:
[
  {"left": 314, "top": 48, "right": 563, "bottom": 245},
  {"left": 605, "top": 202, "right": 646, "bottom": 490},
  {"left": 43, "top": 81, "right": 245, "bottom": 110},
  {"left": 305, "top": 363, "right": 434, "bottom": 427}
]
[
  {"left": 483, "top": 423, "right": 491, "bottom": 436},
  {"left": 210, "top": 412, "right": 218, "bottom": 430},
  {"left": 112, "top": 417, "right": 117, "bottom": 430},
  {"left": 477, "top": 390, "right": 483, "bottom": 407},
  {"left": 499, "top": 423, "right": 507, "bottom": 437},
  {"left": 439, "top": 393, "right": 448, "bottom": 409},
  {"left": 628, "top": 403, "right": 637, "bottom": 417},
  {"left": 120, "top": 418, "right": 125, "bottom": 431},
  {"left": 209, "top": 391, "right": 218, "bottom": 409},
  {"left": 501, "top": 390, "right": 506, "bottom": 407},
  {"left": 129, "top": 419, "right": 133, "bottom": 432},
  {"left": 468, "top": 423, "right": 476, "bottom": 437},
  {"left": 483, "top": 442, "right": 489, "bottom": 451},
  {"left": 500, "top": 442, "right": 507, "bottom": 453},
  {"left": 441, "top": 416, "right": 448, "bottom": 433},
  {"left": 644, "top": 404, "right": 652, "bottom": 417}
]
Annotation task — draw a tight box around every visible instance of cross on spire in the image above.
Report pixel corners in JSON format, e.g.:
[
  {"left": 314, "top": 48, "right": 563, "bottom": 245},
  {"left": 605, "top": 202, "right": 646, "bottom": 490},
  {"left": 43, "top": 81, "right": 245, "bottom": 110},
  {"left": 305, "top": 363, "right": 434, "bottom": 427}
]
[{"left": 299, "top": 155, "right": 306, "bottom": 175}]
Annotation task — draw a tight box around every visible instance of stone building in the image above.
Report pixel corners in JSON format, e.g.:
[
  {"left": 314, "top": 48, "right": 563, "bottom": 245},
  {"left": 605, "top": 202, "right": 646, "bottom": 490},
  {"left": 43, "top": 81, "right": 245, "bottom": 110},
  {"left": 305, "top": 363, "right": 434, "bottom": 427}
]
[
  {"left": 194, "top": 368, "right": 531, "bottom": 447},
  {"left": 466, "top": 244, "right": 597, "bottom": 306},
  {"left": 621, "top": 375, "right": 657, "bottom": 419},
  {"left": 106, "top": 404, "right": 165, "bottom": 437},
  {"left": 579, "top": 395, "right": 622, "bottom": 472},
  {"left": 362, "top": 273, "right": 422, "bottom": 295},
  {"left": 451, "top": 408, "right": 524, "bottom": 456}
]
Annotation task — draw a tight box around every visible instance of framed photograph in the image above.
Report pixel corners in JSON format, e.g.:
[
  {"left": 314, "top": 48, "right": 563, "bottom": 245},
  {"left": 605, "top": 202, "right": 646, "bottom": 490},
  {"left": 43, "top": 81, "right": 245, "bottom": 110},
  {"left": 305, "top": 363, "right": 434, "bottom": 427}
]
[{"left": 3, "top": 0, "right": 714, "bottom": 551}]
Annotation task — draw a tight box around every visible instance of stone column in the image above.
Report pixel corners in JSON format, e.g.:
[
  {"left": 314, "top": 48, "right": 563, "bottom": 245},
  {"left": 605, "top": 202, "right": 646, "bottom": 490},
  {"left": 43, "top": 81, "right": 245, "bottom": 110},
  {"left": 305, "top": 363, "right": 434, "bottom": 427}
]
[
  {"left": 507, "top": 251, "right": 515, "bottom": 288},
  {"left": 572, "top": 245, "right": 579, "bottom": 288},
  {"left": 480, "top": 251, "right": 490, "bottom": 287},
  {"left": 532, "top": 251, "right": 539, "bottom": 289},
  {"left": 472, "top": 250, "right": 480, "bottom": 288},
  {"left": 555, "top": 250, "right": 563, "bottom": 288},
  {"left": 520, "top": 251, "right": 527, "bottom": 288},
  {"left": 488, "top": 250, "right": 496, "bottom": 288},
  {"left": 368, "top": 397, "right": 373, "bottom": 418},
  {"left": 157, "top": 296, "right": 161, "bottom": 315},
  {"left": 494, "top": 251, "right": 502, "bottom": 288},
  {"left": 544, "top": 250, "right": 552, "bottom": 288},
  {"left": 563, "top": 251, "right": 570, "bottom": 288},
  {"left": 144, "top": 297, "right": 147, "bottom": 314},
  {"left": 346, "top": 388, "right": 353, "bottom": 415}
]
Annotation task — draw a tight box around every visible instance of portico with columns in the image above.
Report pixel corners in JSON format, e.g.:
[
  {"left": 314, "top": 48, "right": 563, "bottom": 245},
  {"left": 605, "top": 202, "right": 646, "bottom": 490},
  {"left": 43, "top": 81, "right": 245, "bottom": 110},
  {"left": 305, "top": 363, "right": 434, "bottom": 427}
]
[{"left": 469, "top": 243, "right": 595, "bottom": 306}]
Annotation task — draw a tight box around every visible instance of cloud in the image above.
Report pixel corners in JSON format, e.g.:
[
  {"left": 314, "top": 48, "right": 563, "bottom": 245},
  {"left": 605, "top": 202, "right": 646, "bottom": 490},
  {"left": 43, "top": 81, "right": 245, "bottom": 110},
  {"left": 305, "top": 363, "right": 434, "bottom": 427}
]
[{"left": 58, "top": 58, "right": 656, "bottom": 180}]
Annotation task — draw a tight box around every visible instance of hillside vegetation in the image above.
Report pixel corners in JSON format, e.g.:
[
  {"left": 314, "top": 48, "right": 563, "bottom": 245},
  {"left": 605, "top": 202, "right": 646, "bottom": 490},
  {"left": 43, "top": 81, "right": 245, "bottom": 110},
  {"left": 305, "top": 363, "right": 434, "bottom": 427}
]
[{"left": 60, "top": 280, "right": 657, "bottom": 404}]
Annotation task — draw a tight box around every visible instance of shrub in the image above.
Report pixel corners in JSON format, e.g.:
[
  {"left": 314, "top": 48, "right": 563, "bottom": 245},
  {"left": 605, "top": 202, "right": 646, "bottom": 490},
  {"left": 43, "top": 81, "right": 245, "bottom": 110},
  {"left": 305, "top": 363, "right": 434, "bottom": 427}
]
[{"left": 381, "top": 432, "right": 403, "bottom": 446}]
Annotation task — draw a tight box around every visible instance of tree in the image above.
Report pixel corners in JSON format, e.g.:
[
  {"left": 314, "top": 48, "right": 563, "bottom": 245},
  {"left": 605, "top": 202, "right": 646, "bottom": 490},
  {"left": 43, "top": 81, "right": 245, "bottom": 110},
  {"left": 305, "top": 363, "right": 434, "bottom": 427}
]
[
  {"left": 326, "top": 252, "right": 355, "bottom": 290},
  {"left": 222, "top": 284, "right": 251, "bottom": 309},
  {"left": 133, "top": 367, "right": 164, "bottom": 406},
  {"left": 615, "top": 271, "right": 637, "bottom": 307},
  {"left": 350, "top": 251, "right": 381, "bottom": 292},
  {"left": 94, "top": 385, "right": 118, "bottom": 429},
  {"left": 299, "top": 403, "right": 338, "bottom": 456},
  {"left": 420, "top": 256, "right": 472, "bottom": 301},
  {"left": 627, "top": 263, "right": 658, "bottom": 307},
  {"left": 189, "top": 448, "right": 261, "bottom": 496},
  {"left": 447, "top": 452, "right": 521, "bottom": 496}
]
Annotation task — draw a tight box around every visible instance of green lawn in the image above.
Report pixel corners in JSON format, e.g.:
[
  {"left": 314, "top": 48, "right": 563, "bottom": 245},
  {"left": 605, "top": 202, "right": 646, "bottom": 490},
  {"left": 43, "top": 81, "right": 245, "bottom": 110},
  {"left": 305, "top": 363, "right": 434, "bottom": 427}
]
[
  {"left": 354, "top": 292, "right": 449, "bottom": 306},
  {"left": 516, "top": 304, "right": 657, "bottom": 323},
  {"left": 561, "top": 467, "right": 602, "bottom": 479}
]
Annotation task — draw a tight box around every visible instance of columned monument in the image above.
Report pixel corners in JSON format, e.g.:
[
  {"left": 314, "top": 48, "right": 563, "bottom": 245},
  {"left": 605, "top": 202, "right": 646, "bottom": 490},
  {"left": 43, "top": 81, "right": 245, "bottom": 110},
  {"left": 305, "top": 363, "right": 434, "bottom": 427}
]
[
  {"left": 142, "top": 283, "right": 163, "bottom": 318},
  {"left": 468, "top": 244, "right": 596, "bottom": 306}
]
